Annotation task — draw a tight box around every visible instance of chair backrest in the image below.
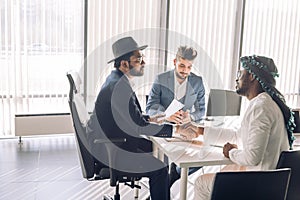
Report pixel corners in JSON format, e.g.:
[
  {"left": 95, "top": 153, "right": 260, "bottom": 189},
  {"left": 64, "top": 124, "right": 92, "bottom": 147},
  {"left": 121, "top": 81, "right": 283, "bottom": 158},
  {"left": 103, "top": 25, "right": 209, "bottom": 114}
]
[
  {"left": 276, "top": 150, "right": 300, "bottom": 200},
  {"left": 67, "top": 72, "right": 134, "bottom": 186},
  {"left": 67, "top": 72, "right": 96, "bottom": 179},
  {"left": 210, "top": 168, "right": 291, "bottom": 200},
  {"left": 206, "top": 89, "right": 241, "bottom": 116}
]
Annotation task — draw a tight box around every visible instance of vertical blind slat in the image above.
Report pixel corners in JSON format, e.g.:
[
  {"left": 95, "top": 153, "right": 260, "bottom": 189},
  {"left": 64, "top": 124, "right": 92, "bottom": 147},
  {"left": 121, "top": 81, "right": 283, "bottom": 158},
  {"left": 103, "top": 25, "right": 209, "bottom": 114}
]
[
  {"left": 242, "top": 0, "right": 300, "bottom": 108},
  {"left": 0, "top": 0, "right": 84, "bottom": 136}
]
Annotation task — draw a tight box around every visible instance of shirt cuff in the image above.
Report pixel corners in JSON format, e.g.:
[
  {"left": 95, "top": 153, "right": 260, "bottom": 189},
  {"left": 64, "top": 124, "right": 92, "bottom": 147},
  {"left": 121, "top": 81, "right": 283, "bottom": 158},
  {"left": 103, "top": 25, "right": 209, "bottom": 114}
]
[
  {"left": 229, "top": 148, "right": 238, "bottom": 159},
  {"left": 143, "top": 114, "right": 150, "bottom": 121},
  {"left": 190, "top": 114, "right": 195, "bottom": 121}
]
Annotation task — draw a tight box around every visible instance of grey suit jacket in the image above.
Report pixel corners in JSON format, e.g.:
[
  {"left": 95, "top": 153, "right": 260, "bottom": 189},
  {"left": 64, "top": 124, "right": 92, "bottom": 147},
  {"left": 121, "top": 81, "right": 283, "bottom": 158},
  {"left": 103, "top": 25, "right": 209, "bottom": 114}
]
[{"left": 146, "top": 70, "right": 205, "bottom": 121}]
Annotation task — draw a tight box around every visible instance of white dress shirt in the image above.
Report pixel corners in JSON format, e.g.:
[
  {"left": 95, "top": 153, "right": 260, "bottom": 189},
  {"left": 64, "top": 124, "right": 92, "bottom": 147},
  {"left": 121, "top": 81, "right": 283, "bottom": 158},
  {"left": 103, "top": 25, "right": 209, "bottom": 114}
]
[
  {"left": 174, "top": 72, "right": 188, "bottom": 101},
  {"left": 203, "top": 92, "right": 289, "bottom": 170}
]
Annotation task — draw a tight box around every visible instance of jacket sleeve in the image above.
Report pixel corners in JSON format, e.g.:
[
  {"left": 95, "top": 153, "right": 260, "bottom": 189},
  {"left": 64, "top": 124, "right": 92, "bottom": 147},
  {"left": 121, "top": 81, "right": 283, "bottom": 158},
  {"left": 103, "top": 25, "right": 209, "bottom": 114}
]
[{"left": 111, "top": 78, "right": 172, "bottom": 138}]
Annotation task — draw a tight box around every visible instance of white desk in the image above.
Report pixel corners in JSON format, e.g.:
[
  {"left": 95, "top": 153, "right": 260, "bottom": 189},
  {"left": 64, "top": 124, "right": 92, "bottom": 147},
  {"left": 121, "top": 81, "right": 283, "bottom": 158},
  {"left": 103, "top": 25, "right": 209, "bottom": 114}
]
[
  {"left": 293, "top": 133, "right": 300, "bottom": 150},
  {"left": 150, "top": 136, "right": 233, "bottom": 200}
]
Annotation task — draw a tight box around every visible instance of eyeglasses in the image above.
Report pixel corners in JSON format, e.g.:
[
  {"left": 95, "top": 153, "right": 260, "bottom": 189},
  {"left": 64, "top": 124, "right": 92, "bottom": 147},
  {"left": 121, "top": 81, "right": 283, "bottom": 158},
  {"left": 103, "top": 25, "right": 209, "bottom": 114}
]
[
  {"left": 129, "top": 55, "right": 145, "bottom": 64},
  {"left": 236, "top": 70, "right": 242, "bottom": 79}
]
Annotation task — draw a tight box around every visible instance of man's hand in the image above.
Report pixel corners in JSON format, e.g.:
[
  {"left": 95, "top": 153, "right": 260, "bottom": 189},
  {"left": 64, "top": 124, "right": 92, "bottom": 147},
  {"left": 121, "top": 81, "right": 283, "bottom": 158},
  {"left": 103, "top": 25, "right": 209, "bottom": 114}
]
[
  {"left": 223, "top": 142, "right": 238, "bottom": 158},
  {"left": 148, "top": 113, "right": 166, "bottom": 124},
  {"left": 176, "top": 123, "right": 199, "bottom": 140},
  {"left": 181, "top": 110, "right": 192, "bottom": 125},
  {"left": 166, "top": 110, "right": 183, "bottom": 124}
]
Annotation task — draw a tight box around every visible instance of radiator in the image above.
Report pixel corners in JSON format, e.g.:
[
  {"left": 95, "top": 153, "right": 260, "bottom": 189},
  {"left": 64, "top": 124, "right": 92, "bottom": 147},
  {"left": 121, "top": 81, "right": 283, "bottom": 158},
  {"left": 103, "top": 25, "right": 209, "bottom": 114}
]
[{"left": 15, "top": 113, "right": 74, "bottom": 136}]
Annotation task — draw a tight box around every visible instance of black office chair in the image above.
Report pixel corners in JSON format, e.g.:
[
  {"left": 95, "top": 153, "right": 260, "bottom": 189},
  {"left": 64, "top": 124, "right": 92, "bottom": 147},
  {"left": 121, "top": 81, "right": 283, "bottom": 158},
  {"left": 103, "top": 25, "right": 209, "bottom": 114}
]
[
  {"left": 276, "top": 150, "right": 300, "bottom": 200},
  {"left": 67, "top": 72, "right": 142, "bottom": 200},
  {"left": 206, "top": 89, "right": 242, "bottom": 116},
  {"left": 210, "top": 168, "right": 291, "bottom": 200}
]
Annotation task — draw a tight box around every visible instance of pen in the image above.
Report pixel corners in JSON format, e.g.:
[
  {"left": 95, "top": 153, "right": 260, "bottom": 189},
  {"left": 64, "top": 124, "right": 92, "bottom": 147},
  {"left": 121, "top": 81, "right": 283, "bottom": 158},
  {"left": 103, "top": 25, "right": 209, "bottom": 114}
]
[{"left": 210, "top": 144, "right": 223, "bottom": 148}]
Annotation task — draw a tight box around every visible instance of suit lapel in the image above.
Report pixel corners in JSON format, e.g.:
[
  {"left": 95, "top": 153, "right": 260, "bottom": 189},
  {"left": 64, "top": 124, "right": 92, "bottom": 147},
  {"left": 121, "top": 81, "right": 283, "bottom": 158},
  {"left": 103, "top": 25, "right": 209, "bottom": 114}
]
[
  {"left": 167, "top": 71, "right": 175, "bottom": 99},
  {"left": 132, "top": 92, "right": 142, "bottom": 112},
  {"left": 117, "top": 71, "right": 142, "bottom": 113},
  {"left": 184, "top": 76, "right": 195, "bottom": 107}
]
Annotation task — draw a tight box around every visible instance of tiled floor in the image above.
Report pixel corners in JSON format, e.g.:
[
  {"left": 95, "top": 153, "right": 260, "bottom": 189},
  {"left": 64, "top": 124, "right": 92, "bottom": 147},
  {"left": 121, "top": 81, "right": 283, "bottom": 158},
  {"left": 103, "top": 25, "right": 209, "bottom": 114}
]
[
  {"left": 0, "top": 135, "right": 151, "bottom": 200},
  {"left": 0, "top": 134, "right": 222, "bottom": 200}
]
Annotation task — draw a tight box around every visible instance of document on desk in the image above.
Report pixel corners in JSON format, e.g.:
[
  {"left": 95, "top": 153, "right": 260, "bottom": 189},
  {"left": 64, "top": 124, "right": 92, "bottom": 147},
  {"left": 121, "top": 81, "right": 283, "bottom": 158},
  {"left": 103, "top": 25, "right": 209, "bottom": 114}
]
[{"left": 164, "top": 99, "right": 185, "bottom": 118}]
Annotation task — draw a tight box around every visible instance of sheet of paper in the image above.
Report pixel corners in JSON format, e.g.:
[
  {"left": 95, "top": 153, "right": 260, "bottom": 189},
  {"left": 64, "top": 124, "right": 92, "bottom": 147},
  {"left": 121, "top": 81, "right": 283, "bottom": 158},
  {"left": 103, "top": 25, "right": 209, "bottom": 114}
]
[{"left": 164, "top": 99, "right": 185, "bottom": 118}]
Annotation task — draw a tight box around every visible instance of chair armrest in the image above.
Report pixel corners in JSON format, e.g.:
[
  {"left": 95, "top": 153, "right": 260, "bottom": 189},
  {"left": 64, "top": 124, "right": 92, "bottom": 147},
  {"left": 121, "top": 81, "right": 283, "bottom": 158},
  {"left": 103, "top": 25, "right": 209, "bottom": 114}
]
[{"left": 94, "top": 138, "right": 126, "bottom": 144}]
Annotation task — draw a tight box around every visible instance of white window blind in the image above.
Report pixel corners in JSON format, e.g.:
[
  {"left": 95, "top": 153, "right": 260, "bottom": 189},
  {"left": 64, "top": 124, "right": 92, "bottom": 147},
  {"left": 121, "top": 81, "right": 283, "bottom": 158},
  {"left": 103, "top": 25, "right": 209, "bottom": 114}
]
[
  {"left": 1, "top": 0, "right": 299, "bottom": 137},
  {"left": 0, "top": 0, "right": 84, "bottom": 136},
  {"left": 85, "top": 0, "right": 243, "bottom": 111},
  {"left": 242, "top": 0, "right": 300, "bottom": 108},
  {"left": 168, "top": 0, "right": 241, "bottom": 91},
  {"left": 85, "top": 0, "right": 166, "bottom": 111}
]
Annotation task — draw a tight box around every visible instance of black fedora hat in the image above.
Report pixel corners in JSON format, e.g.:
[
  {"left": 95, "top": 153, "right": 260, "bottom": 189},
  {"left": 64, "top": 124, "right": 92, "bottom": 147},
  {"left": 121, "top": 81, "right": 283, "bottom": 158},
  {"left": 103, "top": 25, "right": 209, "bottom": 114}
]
[{"left": 107, "top": 36, "right": 148, "bottom": 64}]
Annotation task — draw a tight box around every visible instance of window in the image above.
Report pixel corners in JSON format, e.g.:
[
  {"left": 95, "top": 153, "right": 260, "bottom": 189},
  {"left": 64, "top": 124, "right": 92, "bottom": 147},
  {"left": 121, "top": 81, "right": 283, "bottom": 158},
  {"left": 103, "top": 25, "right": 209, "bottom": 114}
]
[
  {"left": 1, "top": 0, "right": 299, "bottom": 137},
  {"left": 168, "top": 0, "right": 241, "bottom": 90},
  {"left": 0, "top": 0, "right": 84, "bottom": 136},
  {"left": 242, "top": 0, "right": 300, "bottom": 107}
]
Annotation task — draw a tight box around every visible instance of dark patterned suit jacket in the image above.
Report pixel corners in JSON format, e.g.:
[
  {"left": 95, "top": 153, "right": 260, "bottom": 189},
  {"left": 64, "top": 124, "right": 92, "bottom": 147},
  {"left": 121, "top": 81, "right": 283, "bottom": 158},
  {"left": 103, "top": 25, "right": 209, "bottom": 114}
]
[{"left": 95, "top": 69, "right": 172, "bottom": 152}]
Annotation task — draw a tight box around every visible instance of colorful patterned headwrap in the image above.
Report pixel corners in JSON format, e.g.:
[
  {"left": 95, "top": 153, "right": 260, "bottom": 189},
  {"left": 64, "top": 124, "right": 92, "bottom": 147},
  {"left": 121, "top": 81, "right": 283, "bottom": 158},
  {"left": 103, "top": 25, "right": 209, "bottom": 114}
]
[{"left": 240, "top": 55, "right": 296, "bottom": 148}]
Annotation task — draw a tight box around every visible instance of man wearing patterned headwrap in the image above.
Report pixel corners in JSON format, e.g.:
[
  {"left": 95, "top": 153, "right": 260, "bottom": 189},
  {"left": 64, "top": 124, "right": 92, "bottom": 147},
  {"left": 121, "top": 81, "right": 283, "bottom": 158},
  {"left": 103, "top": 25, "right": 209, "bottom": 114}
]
[{"left": 177, "top": 55, "right": 296, "bottom": 200}]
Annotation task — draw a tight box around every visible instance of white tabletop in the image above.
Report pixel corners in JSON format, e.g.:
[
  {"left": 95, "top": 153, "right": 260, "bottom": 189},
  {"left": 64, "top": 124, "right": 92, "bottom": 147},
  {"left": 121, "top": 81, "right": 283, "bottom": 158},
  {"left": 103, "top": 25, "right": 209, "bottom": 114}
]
[
  {"left": 149, "top": 135, "right": 233, "bottom": 200},
  {"left": 149, "top": 116, "right": 240, "bottom": 200},
  {"left": 150, "top": 115, "right": 298, "bottom": 199},
  {"left": 150, "top": 136, "right": 233, "bottom": 168}
]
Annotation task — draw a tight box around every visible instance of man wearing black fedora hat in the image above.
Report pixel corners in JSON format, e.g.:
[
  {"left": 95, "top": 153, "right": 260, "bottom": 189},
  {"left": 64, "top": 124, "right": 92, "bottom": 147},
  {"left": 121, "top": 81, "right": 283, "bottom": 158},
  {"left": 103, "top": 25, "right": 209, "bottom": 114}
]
[{"left": 95, "top": 36, "right": 174, "bottom": 200}]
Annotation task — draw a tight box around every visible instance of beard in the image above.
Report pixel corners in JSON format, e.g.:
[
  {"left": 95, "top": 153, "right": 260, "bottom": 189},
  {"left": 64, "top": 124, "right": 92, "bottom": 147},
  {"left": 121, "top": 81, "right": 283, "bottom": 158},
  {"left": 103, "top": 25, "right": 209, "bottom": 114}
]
[
  {"left": 175, "top": 70, "right": 188, "bottom": 80},
  {"left": 236, "top": 86, "right": 246, "bottom": 95},
  {"left": 236, "top": 79, "right": 250, "bottom": 96},
  {"left": 129, "top": 64, "right": 144, "bottom": 76},
  {"left": 235, "top": 71, "right": 252, "bottom": 96}
]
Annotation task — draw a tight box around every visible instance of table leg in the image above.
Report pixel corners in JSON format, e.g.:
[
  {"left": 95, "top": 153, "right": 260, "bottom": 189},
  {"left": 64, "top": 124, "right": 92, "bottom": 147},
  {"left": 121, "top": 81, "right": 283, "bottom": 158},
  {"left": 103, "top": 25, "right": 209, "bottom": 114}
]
[
  {"left": 180, "top": 167, "right": 188, "bottom": 200},
  {"left": 158, "top": 149, "right": 164, "bottom": 161},
  {"left": 153, "top": 145, "right": 159, "bottom": 158},
  {"left": 153, "top": 145, "right": 165, "bottom": 161}
]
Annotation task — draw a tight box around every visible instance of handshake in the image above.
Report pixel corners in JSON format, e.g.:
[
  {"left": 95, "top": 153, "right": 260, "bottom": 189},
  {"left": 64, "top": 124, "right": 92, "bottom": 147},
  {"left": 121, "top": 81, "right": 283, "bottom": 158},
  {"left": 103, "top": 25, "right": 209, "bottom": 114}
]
[
  {"left": 175, "top": 122, "right": 204, "bottom": 140},
  {"left": 148, "top": 111, "right": 204, "bottom": 140},
  {"left": 149, "top": 110, "right": 193, "bottom": 125}
]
